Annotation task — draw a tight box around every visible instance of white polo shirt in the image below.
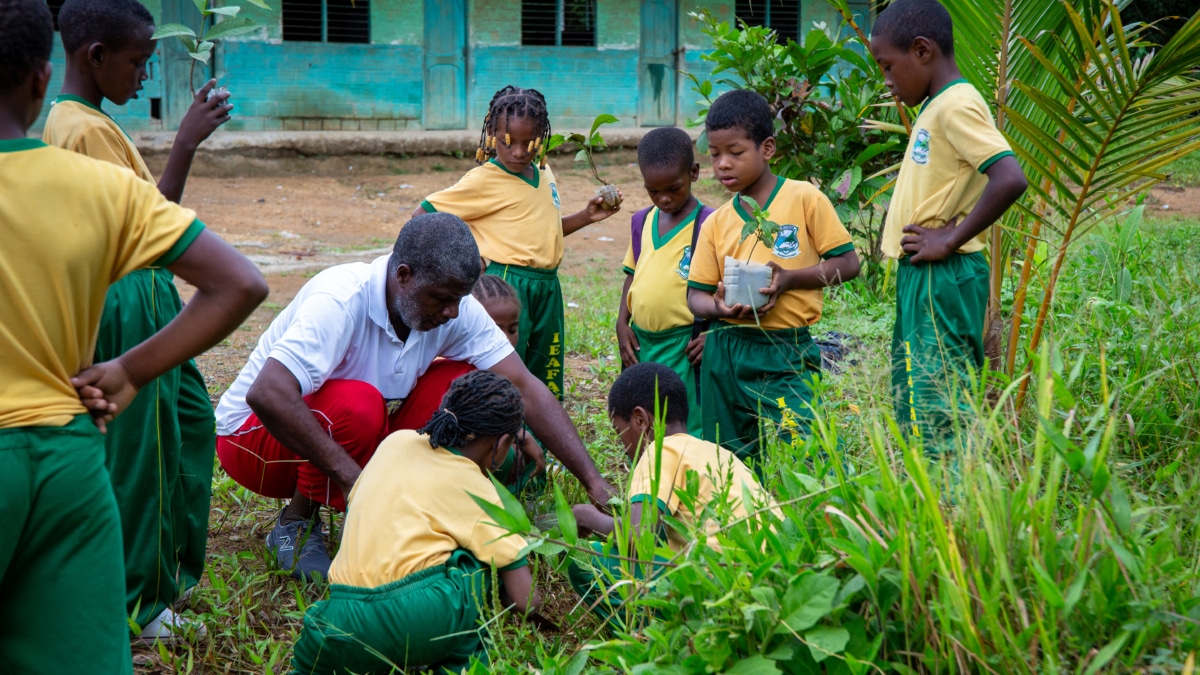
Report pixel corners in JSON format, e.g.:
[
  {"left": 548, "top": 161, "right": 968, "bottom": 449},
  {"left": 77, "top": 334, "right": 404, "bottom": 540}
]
[{"left": 215, "top": 255, "right": 514, "bottom": 435}]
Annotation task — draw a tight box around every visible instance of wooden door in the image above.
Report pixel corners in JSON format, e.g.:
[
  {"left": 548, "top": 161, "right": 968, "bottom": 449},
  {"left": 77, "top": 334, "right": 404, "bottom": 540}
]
[
  {"left": 639, "top": 0, "right": 677, "bottom": 127},
  {"left": 424, "top": 0, "right": 467, "bottom": 130}
]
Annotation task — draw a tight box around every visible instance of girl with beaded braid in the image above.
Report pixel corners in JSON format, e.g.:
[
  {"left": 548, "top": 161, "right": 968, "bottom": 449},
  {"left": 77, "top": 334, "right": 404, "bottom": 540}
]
[
  {"left": 416, "top": 85, "right": 622, "bottom": 401},
  {"left": 291, "top": 370, "right": 545, "bottom": 674}
]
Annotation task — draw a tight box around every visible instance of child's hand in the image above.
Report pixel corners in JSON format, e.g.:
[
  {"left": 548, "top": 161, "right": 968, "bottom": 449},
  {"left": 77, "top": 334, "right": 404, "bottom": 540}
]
[
  {"left": 901, "top": 217, "right": 960, "bottom": 263},
  {"left": 71, "top": 360, "right": 140, "bottom": 432},
  {"left": 585, "top": 191, "right": 623, "bottom": 223},
  {"left": 755, "top": 262, "right": 792, "bottom": 315},
  {"left": 616, "top": 321, "right": 640, "bottom": 368},
  {"left": 713, "top": 282, "right": 759, "bottom": 321},
  {"left": 518, "top": 431, "right": 546, "bottom": 478},
  {"left": 685, "top": 332, "right": 706, "bottom": 367},
  {"left": 571, "top": 503, "right": 603, "bottom": 537},
  {"left": 176, "top": 79, "right": 232, "bottom": 149},
  {"left": 75, "top": 383, "right": 117, "bottom": 434}
]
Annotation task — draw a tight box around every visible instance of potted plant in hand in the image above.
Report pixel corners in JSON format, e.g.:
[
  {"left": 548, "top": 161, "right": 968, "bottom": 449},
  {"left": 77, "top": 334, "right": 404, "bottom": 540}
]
[
  {"left": 539, "top": 113, "right": 623, "bottom": 210},
  {"left": 152, "top": 0, "right": 271, "bottom": 96},
  {"left": 724, "top": 195, "right": 781, "bottom": 310}
]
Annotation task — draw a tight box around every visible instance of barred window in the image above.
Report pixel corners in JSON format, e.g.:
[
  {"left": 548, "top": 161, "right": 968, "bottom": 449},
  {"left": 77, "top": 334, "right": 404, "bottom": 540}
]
[
  {"left": 521, "top": 0, "right": 596, "bottom": 47},
  {"left": 282, "top": 0, "right": 369, "bottom": 44},
  {"left": 735, "top": 0, "right": 800, "bottom": 43}
]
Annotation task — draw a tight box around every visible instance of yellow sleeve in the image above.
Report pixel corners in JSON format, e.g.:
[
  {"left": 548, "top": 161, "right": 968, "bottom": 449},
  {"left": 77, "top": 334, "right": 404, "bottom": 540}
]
[
  {"left": 621, "top": 242, "right": 635, "bottom": 275},
  {"left": 422, "top": 166, "right": 497, "bottom": 223},
  {"left": 943, "top": 96, "right": 1014, "bottom": 173},
  {"left": 107, "top": 165, "right": 202, "bottom": 280},
  {"left": 67, "top": 121, "right": 139, "bottom": 173},
  {"left": 461, "top": 483, "right": 529, "bottom": 570},
  {"left": 628, "top": 444, "right": 683, "bottom": 515},
  {"left": 685, "top": 208, "right": 722, "bottom": 292},
  {"left": 801, "top": 186, "right": 855, "bottom": 259}
]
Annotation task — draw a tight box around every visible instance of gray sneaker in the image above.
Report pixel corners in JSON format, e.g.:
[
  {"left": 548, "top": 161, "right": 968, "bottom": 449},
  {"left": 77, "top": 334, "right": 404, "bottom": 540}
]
[{"left": 265, "top": 509, "right": 331, "bottom": 582}]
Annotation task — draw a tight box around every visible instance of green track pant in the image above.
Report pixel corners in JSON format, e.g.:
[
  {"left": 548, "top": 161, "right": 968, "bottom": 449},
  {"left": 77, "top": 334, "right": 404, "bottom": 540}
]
[
  {"left": 631, "top": 323, "right": 703, "bottom": 435},
  {"left": 567, "top": 540, "right": 668, "bottom": 633},
  {"left": 486, "top": 262, "right": 565, "bottom": 400},
  {"left": 291, "top": 550, "right": 494, "bottom": 674},
  {"left": 700, "top": 323, "right": 822, "bottom": 464},
  {"left": 94, "top": 267, "right": 216, "bottom": 629},
  {"left": 891, "top": 252, "right": 988, "bottom": 455},
  {"left": 0, "top": 416, "right": 133, "bottom": 675}
]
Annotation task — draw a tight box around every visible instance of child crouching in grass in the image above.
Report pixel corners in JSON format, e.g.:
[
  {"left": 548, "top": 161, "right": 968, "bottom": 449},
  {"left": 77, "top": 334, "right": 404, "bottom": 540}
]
[
  {"left": 290, "top": 371, "right": 542, "bottom": 674},
  {"left": 568, "top": 363, "right": 779, "bottom": 627}
]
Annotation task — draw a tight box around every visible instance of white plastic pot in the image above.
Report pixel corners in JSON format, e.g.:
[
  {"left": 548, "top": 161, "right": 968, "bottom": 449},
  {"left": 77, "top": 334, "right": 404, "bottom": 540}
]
[{"left": 723, "top": 256, "right": 772, "bottom": 310}]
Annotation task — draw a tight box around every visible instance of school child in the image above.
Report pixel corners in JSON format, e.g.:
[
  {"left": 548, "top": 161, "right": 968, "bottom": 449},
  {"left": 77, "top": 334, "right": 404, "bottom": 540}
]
[
  {"left": 617, "top": 127, "right": 711, "bottom": 435},
  {"left": 415, "top": 85, "right": 622, "bottom": 401},
  {"left": 568, "top": 363, "right": 779, "bottom": 624},
  {"left": 290, "top": 371, "right": 543, "bottom": 675},
  {"left": 686, "top": 90, "right": 861, "bottom": 461},
  {"left": 42, "top": 0, "right": 235, "bottom": 640},
  {"left": 0, "top": 2, "right": 265, "bottom": 671},
  {"left": 869, "top": 0, "right": 1028, "bottom": 453}
]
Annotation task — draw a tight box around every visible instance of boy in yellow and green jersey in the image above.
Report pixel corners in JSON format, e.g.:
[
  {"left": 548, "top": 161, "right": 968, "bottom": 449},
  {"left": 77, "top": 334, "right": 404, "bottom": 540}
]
[
  {"left": 617, "top": 127, "right": 712, "bottom": 435},
  {"left": 870, "top": 0, "right": 1028, "bottom": 454},
  {"left": 42, "top": 0, "right": 237, "bottom": 640},
  {"left": 686, "top": 90, "right": 861, "bottom": 463}
]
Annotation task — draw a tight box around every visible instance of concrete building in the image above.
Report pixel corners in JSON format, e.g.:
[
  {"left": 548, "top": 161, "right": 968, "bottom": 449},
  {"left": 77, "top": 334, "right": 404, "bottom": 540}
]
[{"left": 37, "top": 0, "right": 870, "bottom": 134}]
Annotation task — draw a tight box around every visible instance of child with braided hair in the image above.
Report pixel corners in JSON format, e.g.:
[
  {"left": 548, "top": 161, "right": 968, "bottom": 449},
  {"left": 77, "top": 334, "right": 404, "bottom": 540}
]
[
  {"left": 415, "top": 85, "right": 622, "bottom": 400},
  {"left": 291, "top": 370, "right": 544, "bottom": 674}
]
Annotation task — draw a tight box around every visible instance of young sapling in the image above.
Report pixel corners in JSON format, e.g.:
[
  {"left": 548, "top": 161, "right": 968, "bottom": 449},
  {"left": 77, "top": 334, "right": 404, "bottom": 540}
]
[
  {"left": 152, "top": 0, "right": 270, "bottom": 95},
  {"left": 540, "top": 114, "right": 623, "bottom": 210}
]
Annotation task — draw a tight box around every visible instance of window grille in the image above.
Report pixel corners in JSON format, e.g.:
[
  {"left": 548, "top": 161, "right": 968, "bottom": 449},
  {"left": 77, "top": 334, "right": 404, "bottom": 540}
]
[
  {"left": 521, "top": 0, "right": 596, "bottom": 47},
  {"left": 735, "top": 0, "right": 800, "bottom": 42},
  {"left": 282, "top": 0, "right": 369, "bottom": 44}
]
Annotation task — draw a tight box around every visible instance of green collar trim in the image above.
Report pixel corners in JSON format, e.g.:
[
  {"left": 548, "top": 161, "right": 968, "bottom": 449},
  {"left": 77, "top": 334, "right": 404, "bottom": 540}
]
[
  {"left": 919, "top": 78, "right": 970, "bottom": 114},
  {"left": 489, "top": 157, "right": 539, "bottom": 188},
  {"left": 651, "top": 200, "right": 703, "bottom": 251},
  {"left": 0, "top": 138, "right": 47, "bottom": 153},
  {"left": 54, "top": 94, "right": 134, "bottom": 142},
  {"left": 733, "top": 175, "right": 784, "bottom": 221}
]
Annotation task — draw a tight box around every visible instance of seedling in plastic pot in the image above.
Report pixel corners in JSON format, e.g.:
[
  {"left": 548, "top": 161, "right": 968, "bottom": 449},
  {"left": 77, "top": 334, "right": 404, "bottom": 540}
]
[
  {"left": 540, "top": 114, "right": 623, "bottom": 210},
  {"left": 738, "top": 196, "right": 781, "bottom": 261},
  {"left": 723, "top": 195, "right": 782, "bottom": 310},
  {"left": 152, "top": 0, "right": 271, "bottom": 94}
]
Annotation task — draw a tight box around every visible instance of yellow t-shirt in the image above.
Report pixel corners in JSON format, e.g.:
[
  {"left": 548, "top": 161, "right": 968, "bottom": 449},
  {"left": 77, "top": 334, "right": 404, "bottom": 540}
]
[
  {"left": 629, "top": 433, "right": 779, "bottom": 553},
  {"left": 421, "top": 159, "right": 563, "bottom": 269},
  {"left": 621, "top": 202, "right": 703, "bottom": 333},
  {"left": 0, "top": 140, "right": 203, "bottom": 429},
  {"left": 687, "top": 177, "right": 854, "bottom": 330},
  {"left": 329, "top": 430, "right": 529, "bottom": 588},
  {"left": 882, "top": 80, "right": 1015, "bottom": 259},
  {"left": 43, "top": 95, "right": 155, "bottom": 182}
]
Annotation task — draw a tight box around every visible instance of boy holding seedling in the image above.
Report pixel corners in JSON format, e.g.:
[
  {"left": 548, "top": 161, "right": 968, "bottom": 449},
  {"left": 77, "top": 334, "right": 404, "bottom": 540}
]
[
  {"left": 0, "top": 2, "right": 265, "bottom": 670},
  {"left": 42, "top": 0, "right": 235, "bottom": 641},
  {"left": 686, "top": 89, "right": 861, "bottom": 461},
  {"left": 290, "top": 371, "right": 543, "bottom": 674},
  {"left": 414, "top": 85, "right": 621, "bottom": 400},
  {"left": 569, "top": 363, "right": 778, "bottom": 624},
  {"left": 617, "top": 127, "right": 712, "bottom": 435},
  {"left": 869, "top": 0, "right": 1028, "bottom": 453}
]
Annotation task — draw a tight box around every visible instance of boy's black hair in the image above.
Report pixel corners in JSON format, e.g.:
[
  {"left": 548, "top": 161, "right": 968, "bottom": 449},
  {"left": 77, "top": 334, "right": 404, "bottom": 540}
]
[
  {"left": 390, "top": 213, "right": 481, "bottom": 287},
  {"left": 637, "top": 127, "right": 695, "bottom": 173},
  {"left": 0, "top": 0, "right": 54, "bottom": 91},
  {"left": 58, "top": 0, "right": 155, "bottom": 54},
  {"left": 476, "top": 85, "right": 553, "bottom": 168},
  {"left": 608, "top": 362, "right": 689, "bottom": 425},
  {"left": 873, "top": 0, "right": 955, "bottom": 56},
  {"left": 421, "top": 371, "right": 525, "bottom": 450},
  {"left": 471, "top": 274, "right": 520, "bottom": 308},
  {"left": 705, "top": 89, "right": 774, "bottom": 146}
]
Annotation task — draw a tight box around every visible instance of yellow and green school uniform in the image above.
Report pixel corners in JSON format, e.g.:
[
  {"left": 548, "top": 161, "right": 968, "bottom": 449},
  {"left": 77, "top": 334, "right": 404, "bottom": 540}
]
[
  {"left": 43, "top": 95, "right": 218, "bottom": 630},
  {"left": 687, "top": 178, "right": 854, "bottom": 460},
  {"left": 568, "top": 434, "right": 778, "bottom": 625},
  {"left": 422, "top": 160, "right": 567, "bottom": 399},
  {"left": 292, "top": 430, "right": 529, "bottom": 674},
  {"left": 884, "top": 80, "right": 1014, "bottom": 454},
  {"left": 0, "top": 138, "right": 202, "bottom": 674},
  {"left": 622, "top": 202, "right": 706, "bottom": 434}
]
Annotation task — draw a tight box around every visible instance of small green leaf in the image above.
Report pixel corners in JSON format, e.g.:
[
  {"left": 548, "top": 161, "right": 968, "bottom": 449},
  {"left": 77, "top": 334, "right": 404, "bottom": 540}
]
[
  {"left": 783, "top": 573, "right": 837, "bottom": 631},
  {"left": 1030, "top": 559, "right": 1064, "bottom": 609},
  {"left": 1083, "top": 631, "right": 1130, "bottom": 675},
  {"left": 589, "top": 113, "right": 619, "bottom": 138},
  {"left": 553, "top": 483, "right": 578, "bottom": 546},
  {"left": 203, "top": 17, "right": 260, "bottom": 41},
  {"left": 207, "top": 5, "right": 241, "bottom": 16},
  {"left": 151, "top": 23, "right": 197, "bottom": 40},
  {"left": 805, "top": 625, "right": 850, "bottom": 663},
  {"left": 243, "top": 0, "right": 273, "bottom": 8},
  {"left": 188, "top": 49, "right": 213, "bottom": 64},
  {"left": 488, "top": 472, "right": 533, "bottom": 533},
  {"left": 574, "top": 148, "right": 589, "bottom": 163},
  {"left": 725, "top": 655, "right": 781, "bottom": 675},
  {"left": 192, "top": 0, "right": 209, "bottom": 15}
]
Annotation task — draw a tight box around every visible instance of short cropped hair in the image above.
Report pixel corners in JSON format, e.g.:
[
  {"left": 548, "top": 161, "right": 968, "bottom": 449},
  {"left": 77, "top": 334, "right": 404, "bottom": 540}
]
[
  {"left": 705, "top": 89, "right": 774, "bottom": 146},
  {"left": 638, "top": 127, "right": 695, "bottom": 173},
  {"left": 873, "top": 0, "right": 955, "bottom": 56},
  {"left": 390, "top": 213, "right": 482, "bottom": 286},
  {"left": 608, "top": 362, "right": 689, "bottom": 425},
  {"left": 0, "top": 0, "right": 54, "bottom": 91},
  {"left": 58, "top": 0, "right": 155, "bottom": 54}
]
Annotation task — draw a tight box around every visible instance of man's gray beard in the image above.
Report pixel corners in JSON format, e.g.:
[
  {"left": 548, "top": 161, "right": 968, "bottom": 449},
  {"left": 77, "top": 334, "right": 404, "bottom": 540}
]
[{"left": 391, "top": 291, "right": 428, "bottom": 332}]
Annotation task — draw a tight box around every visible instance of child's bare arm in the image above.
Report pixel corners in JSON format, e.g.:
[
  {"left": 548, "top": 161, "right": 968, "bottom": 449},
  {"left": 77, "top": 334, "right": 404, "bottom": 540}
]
[
  {"left": 499, "top": 566, "right": 542, "bottom": 616},
  {"left": 410, "top": 204, "right": 427, "bottom": 219},
  {"left": 572, "top": 503, "right": 616, "bottom": 537},
  {"left": 901, "top": 156, "right": 1028, "bottom": 263},
  {"left": 616, "top": 274, "right": 639, "bottom": 368},
  {"left": 158, "top": 80, "right": 232, "bottom": 203},
  {"left": 562, "top": 193, "right": 622, "bottom": 235},
  {"left": 759, "top": 249, "right": 861, "bottom": 299}
]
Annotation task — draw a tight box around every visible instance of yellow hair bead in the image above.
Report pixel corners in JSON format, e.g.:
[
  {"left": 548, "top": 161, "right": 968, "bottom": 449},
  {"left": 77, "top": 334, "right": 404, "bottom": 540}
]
[
  {"left": 527, "top": 140, "right": 534, "bottom": 152},
  {"left": 475, "top": 148, "right": 485, "bottom": 162},
  {"left": 505, "top": 133, "right": 511, "bottom": 146}
]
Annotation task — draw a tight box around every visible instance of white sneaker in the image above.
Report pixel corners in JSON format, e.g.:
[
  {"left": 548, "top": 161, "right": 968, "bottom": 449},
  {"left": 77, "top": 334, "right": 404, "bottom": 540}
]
[{"left": 137, "top": 607, "right": 208, "bottom": 643}]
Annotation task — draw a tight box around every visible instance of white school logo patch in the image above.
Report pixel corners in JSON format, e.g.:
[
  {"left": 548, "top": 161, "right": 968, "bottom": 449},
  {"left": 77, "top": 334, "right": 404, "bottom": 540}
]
[
  {"left": 550, "top": 183, "right": 561, "bottom": 209},
  {"left": 773, "top": 225, "right": 800, "bottom": 259},
  {"left": 912, "top": 129, "right": 931, "bottom": 165}
]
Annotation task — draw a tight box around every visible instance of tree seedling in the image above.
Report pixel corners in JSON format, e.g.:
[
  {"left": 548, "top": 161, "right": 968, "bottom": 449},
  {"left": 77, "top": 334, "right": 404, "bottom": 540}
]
[
  {"left": 152, "top": 0, "right": 271, "bottom": 94},
  {"left": 539, "top": 114, "right": 623, "bottom": 210},
  {"left": 738, "top": 195, "right": 781, "bottom": 262}
]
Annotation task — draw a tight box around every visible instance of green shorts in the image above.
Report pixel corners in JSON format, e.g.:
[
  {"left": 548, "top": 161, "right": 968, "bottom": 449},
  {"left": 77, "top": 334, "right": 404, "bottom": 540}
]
[
  {"left": 486, "top": 263, "right": 565, "bottom": 401},
  {"left": 631, "top": 323, "right": 703, "bottom": 435},
  {"left": 891, "top": 252, "right": 988, "bottom": 455},
  {"left": 0, "top": 416, "right": 133, "bottom": 675},
  {"left": 291, "top": 550, "right": 496, "bottom": 674},
  {"left": 699, "top": 323, "right": 822, "bottom": 463},
  {"left": 94, "top": 267, "right": 216, "bottom": 628}
]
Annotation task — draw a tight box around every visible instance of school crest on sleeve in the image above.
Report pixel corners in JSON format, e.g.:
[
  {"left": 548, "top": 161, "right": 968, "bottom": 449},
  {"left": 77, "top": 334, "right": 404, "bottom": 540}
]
[
  {"left": 912, "top": 129, "right": 931, "bottom": 165},
  {"left": 773, "top": 225, "right": 800, "bottom": 259},
  {"left": 550, "top": 183, "right": 561, "bottom": 209},
  {"left": 677, "top": 245, "right": 694, "bottom": 279}
]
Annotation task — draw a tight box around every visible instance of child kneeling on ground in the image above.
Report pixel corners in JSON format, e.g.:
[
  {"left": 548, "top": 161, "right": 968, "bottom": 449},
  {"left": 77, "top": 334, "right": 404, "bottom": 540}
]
[
  {"left": 569, "top": 363, "right": 779, "bottom": 626},
  {"left": 291, "top": 371, "right": 542, "bottom": 674}
]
